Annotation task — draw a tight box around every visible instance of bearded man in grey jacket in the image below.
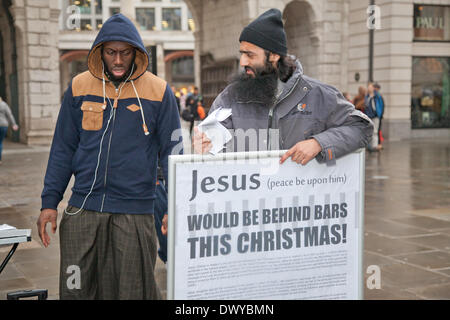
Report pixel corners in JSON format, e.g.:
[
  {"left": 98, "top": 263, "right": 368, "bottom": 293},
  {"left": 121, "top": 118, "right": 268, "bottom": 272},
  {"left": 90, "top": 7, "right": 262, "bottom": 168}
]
[{"left": 194, "top": 9, "right": 373, "bottom": 166}]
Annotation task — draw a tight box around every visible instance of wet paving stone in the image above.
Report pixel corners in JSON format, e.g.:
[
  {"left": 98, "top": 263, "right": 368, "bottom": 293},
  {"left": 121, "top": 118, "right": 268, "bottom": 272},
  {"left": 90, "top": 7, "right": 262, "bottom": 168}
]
[
  {"left": 364, "top": 232, "right": 432, "bottom": 256},
  {"left": 0, "top": 278, "right": 34, "bottom": 292},
  {"left": 0, "top": 262, "right": 25, "bottom": 280},
  {"left": 364, "top": 219, "right": 433, "bottom": 238},
  {"left": 364, "top": 283, "right": 421, "bottom": 300},
  {"left": 392, "top": 251, "right": 450, "bottom": 270},
  {"left": 378, "top": 263, "right": 449, "bottom": 289},
  {"left": 363, "top": 251, "right": 397, "bottom": 268},
  {"left": 1, "top": 137, "right": 449, "bottom": 299},
  {"left": 390, "top": 216, "right": 450, "bottom": 231},
  {"left": 407, "top": 283, "right": 450, "bottom": 300},
  {"left": 402, "top": 234, "right": 450, "bottom": 251}
]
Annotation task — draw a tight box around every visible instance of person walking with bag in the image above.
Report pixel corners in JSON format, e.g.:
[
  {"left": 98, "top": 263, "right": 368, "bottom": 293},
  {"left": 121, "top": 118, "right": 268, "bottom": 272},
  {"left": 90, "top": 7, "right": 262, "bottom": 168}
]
[
  {"left": 364, "top": 82, "right": 384, "bottom": 152},
  {"left": 186, "top": 86, "right": 204, "bottom": 137}
]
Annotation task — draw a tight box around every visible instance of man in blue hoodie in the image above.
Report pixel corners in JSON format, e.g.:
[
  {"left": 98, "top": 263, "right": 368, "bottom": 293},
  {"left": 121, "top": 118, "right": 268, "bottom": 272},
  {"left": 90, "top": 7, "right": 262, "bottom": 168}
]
[
  {"left": 37, "top": 14, "right": 182, "bottom": 299},
  {"left": 364, "top": 82, "right": 384, "bottom": 152}
]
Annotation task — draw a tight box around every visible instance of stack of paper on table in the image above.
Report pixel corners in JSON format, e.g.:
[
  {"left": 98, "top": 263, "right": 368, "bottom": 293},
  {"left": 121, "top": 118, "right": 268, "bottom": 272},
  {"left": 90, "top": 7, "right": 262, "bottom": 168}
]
[{"left": 0, "top": 224, "right": 31, "bottom": 245}]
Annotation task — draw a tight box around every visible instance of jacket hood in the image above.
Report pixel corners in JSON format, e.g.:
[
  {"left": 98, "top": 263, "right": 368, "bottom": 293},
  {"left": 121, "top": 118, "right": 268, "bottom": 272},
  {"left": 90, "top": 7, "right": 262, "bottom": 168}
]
[
  {"left": 276, "top": 56, "right": 304, "bottom": 101},
  {"left": 87, "top": 14, "right": 149, "bottom": 81},
  {"left": 292, "top": 56, "right": 304, "bottom": 76}
]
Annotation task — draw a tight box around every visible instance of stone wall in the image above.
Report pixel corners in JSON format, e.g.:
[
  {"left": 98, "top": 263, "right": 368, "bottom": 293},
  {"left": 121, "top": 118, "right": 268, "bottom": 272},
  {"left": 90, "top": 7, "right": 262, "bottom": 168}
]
[
  {"left": 374, "top": 0, "right": 413, "bottom": 140},
  {"left": 284, "top": 0, "right": 320, "bottom": 80},
  {"left": 0, "top": 6, "right": 14, "bottom": 110},
  {"left": 318, "top": 0, "right": 347, "bottom": 90},
  {"left": 196, "top": 0, "right": 349, "bottom": 90},
  {"left": 10, "top": 0, "right": 60, "bottom": 145},
  {"left": 347, "top": 0, "right": 413, "bottom": 140},
  {"left": 199, "top": 0, "right": 248, "bottom": 62}
]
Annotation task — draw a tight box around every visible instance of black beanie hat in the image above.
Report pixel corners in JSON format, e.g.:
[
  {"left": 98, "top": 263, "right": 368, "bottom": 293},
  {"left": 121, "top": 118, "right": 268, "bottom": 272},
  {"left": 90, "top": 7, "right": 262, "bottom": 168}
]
[{"left": 239, "top": 8, "right": 287, "bottom": 56}]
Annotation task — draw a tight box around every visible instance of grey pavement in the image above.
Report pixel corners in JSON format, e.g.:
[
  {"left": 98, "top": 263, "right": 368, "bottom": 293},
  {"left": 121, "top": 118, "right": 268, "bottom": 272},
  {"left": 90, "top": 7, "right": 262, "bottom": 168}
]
[{"left": 0, "top": 128, "right": 449, "bottom": 299}]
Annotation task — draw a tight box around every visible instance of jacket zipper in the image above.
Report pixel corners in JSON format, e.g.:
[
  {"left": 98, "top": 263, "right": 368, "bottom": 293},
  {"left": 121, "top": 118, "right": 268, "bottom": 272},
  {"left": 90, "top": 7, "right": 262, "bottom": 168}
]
[
  {"left": 267, "top": 107, "right": 274, "bottom": 150},
  {"left": 267, "top": 77, "right": 301, "bottom": 149},
  {"left": 101, "top": 87, "right": 119, "bottom": 212}
]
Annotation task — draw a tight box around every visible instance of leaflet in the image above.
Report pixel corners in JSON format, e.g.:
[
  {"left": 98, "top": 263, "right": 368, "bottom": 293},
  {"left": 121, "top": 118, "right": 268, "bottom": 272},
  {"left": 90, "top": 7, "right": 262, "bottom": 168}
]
[{"left": 198, "top": 107, "right": 232, "bottom": 155}]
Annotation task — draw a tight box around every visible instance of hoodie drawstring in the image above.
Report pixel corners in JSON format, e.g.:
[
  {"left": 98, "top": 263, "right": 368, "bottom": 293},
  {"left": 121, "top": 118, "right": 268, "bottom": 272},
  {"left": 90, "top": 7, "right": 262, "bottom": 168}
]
[
  {"left": 130, "top": 79, "right": 150, "bottom": 135},
  {"left": 101, "top": 63, "right": 107, "bottom": 110},
  {"left": 65, "top": 63, "right": 146, "bottom": 217}
]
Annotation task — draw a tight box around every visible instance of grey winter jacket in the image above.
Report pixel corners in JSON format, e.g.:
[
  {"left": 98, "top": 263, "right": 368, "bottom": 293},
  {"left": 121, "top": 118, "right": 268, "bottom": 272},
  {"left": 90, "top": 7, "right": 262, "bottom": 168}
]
[
  {"left": 0, "top": 100, "right": 17, "bottom": 128},
  {"left": 209, "top": 59, "right": 373, "bottom": 164}
]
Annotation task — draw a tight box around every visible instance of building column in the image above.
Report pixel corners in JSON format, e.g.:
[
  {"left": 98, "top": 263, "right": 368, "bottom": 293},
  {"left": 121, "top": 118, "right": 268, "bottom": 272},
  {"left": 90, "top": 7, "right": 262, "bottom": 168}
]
[
  {"left": 318, "top": 0, "right": 343, "bottom": 89},
  {"left": 156, "top": 42, "right": 165, "bottom": 80},
  {"left": 120, "top": 0, "right": 136, "bottom": 22},
  {"left": 10, "top": 0, "right": 61, "bottom": 145},
  {"left": 373, "top": 1, "right": 412, "bottom": 140},
  {"left": 194, "top": 30, "right": 201, "bottom": 89}
]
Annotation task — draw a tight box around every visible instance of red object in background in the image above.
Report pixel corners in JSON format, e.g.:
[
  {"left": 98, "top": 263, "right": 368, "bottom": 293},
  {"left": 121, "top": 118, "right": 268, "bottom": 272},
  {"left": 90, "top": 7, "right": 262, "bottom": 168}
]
[
  {"left": 379, "top": 130, "right": 384, "bottom": 143},
  {"left": 197, "top": 105, "right": 206, "bottom": 120}
]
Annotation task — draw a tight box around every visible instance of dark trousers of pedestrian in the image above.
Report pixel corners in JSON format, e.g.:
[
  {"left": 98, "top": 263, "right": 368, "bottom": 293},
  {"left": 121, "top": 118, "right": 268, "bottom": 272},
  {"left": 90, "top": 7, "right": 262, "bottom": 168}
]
[
  {"left": 0, "top": 126, "right": 8, "bottom": 161},
  {"left": 377, "top": 118, "right": 383, "bottom": 145},
  {"left": 59, "top": 206, "right": 161, "bottom": 300},
  {"left": 153, "top": 180, "right": 168, "bottom": 263},
  {"left": 368, "top": 117, "right": 380, "bottom": 151}
]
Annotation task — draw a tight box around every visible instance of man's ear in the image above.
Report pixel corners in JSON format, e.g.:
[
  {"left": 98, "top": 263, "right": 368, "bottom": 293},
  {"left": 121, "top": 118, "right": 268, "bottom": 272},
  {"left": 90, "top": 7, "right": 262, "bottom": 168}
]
[{"left": 269, "top": 52, "right": 280, "bottom": 64}]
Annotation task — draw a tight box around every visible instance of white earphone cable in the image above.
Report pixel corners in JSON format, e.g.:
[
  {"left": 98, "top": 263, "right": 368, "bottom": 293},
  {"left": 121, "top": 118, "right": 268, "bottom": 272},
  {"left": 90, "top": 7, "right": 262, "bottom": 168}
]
[
  {"left": 130, "top": 79, "right": 149, "bottom": 135},
  {"left": 65, "top": 63, "right": 136, "bottom": 216}
]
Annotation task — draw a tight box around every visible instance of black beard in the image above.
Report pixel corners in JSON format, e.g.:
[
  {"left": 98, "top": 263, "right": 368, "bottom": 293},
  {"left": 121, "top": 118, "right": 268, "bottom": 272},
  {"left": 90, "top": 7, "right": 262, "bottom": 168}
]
[
  {"left": 229, "top": 61, "right": 278, "bottom": 107},
  {"left": 104, "top": 64, "right": 134, "bottom": 83}
]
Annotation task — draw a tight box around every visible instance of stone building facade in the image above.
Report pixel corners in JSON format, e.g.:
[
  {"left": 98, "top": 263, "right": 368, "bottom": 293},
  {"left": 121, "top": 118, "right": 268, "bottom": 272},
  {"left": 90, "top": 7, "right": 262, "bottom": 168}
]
[
  {"left": 1, "top": 0, "right": 60, "bottom": 145},
  {"left": 58, "top": 0, "right": 196, "bottom": 97},
  {"left": 187, "top": 0, "right": 450, "bottom": 140},
  {"left": 1, "top": 0, "right": 449, "bottom": 145}
]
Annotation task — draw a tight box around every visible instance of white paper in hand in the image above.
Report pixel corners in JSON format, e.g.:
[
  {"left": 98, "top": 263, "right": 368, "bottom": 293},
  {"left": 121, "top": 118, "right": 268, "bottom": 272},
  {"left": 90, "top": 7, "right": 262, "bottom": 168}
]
[{"left": 197, "top": 107, "right": 232, "bottom": 155}]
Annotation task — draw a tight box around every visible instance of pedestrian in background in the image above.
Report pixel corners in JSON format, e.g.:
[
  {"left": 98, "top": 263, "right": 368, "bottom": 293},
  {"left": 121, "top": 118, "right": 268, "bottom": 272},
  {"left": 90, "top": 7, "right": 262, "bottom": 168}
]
[
  {"left": 153, "top": 162, "right": 168, "bottom": 265},
  {"left": 186, "top": 86, "right": 203, "bottom": 137},
  {"left": 364, "top": 82, "right": 384, "bottom": 152},
  {"left": 373, "top": 82, "right": 385, "bottom": 148},
  {"left": 171, "top": 85, "right": 181, "bottom": 114},
  {"left": 352, "top": 86, "right": 366, "bottom": 112},
  {"left": 37, "top": 14, "right": 181, "bottom": 299},
  {"left": 0, "top": 96, "right": 19, "bottom": 165},
  {"left": 179, "top": 87, "right": 187, "bottom": 110}
]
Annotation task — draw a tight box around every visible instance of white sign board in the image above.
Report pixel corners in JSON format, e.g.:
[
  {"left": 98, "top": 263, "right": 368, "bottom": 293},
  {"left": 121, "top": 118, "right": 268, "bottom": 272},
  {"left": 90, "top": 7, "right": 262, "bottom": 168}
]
[{"left": 168, "top": 150, "right": 365, "bottom": 300}]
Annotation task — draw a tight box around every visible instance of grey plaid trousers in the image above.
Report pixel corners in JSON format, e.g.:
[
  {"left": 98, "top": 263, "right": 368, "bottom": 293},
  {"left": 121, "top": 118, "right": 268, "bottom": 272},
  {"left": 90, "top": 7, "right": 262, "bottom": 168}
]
[{"left": 59, "top": 206, "right": 161, "bottom": 300}]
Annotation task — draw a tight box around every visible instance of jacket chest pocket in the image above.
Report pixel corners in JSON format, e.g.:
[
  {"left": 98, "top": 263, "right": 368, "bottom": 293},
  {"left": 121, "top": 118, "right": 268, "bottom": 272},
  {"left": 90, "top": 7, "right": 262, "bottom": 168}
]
[
  {"left": 279, "top": 116, "right": 322, "bottom": 149},
  {"left": 80, "top": 101, "right": 105, "bottom": 131}
]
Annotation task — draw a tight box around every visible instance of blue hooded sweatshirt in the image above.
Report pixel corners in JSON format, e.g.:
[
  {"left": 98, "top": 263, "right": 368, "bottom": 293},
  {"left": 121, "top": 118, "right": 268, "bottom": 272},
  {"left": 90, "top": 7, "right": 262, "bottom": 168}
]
[
  {"left": 41, "top": 14, "right": 182, "bottom": 214},
  {"left": 364, "top": 92, "right": 384, "bottom": 119}
]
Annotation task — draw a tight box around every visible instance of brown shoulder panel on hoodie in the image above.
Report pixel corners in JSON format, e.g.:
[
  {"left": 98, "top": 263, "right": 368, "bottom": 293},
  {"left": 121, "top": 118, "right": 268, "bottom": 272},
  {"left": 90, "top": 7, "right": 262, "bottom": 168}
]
[
  {"left": 71, "top": 71, "right": 105, "bottom": 98},
  {"left": 72, "top": 70, "right": 166, "bottom": 102},
  {"left": 126, "top": 71, "right": 167, "bottom": 102}
]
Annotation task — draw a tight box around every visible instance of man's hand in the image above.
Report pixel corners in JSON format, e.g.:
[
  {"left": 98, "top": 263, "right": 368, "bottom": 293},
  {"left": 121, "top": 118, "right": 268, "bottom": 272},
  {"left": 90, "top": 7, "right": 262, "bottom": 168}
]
[
  {"left": 12, "top": 125, "right": 19, "bottom": 131},
  {"left": 161, "top": 214, "right": 168, "bottom": 236},
  {"left": 280, "top": 139, "right": 322, "bottom": 166},
  {"left": 37, "top": 209, "right": 58, "bottom": 247},
  {"left": 192, "top": 127, "right": 212, "bottom": 154}
]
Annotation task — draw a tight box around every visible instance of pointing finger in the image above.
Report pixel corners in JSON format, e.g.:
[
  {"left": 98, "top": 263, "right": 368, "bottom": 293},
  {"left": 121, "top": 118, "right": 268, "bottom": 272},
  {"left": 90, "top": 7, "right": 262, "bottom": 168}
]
[{"left": 280, "top": 149, "right": 294, "bottom": 164}]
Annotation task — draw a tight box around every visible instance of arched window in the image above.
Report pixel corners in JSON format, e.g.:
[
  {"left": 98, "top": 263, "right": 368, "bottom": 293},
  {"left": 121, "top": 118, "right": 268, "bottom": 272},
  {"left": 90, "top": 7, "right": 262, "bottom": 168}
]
[{"left": 171, "top": 56, "right": 194, "bottom": 83}]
